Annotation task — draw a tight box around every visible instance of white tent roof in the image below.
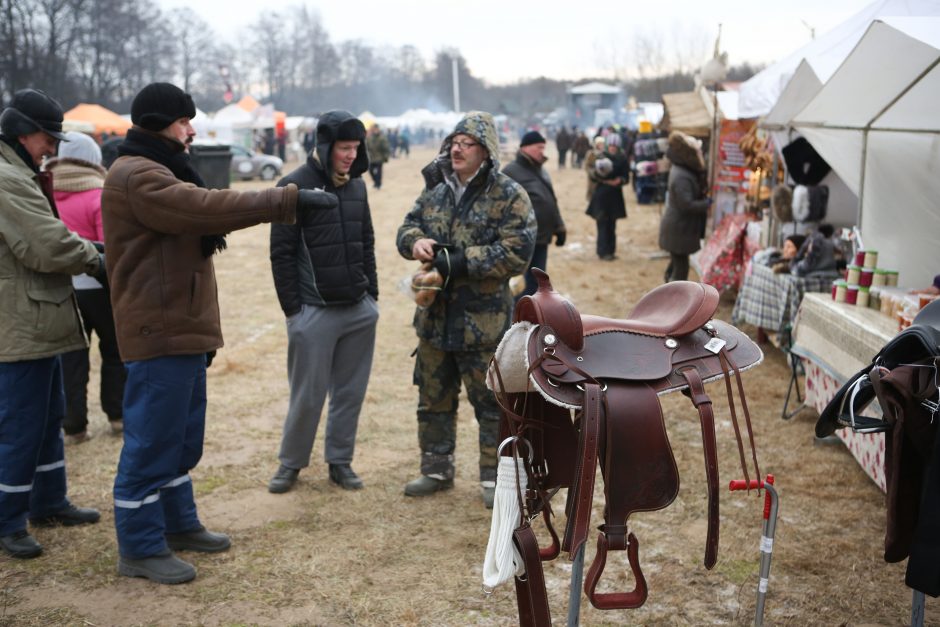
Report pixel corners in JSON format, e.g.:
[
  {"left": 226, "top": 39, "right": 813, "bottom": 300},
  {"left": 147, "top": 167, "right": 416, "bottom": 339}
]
[
  {"left": 738, "top": 0, "right": 940, "bottom": 119},
  {"left": 761, "top": 60, "right": 823, "bottom": 131},
  {"left": 792, "top": 18, "right": 940, "bottom": 288}
]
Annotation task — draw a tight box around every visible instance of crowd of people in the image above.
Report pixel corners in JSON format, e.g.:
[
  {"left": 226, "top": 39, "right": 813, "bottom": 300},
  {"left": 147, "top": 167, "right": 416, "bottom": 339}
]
[{"left": 1, "top": 82, "right": 722, "bottom": 587}]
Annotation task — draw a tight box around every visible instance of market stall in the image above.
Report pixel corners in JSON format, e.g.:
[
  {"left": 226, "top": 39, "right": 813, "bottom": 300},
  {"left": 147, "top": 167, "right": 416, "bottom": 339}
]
[
  {"left": 790, "top": 292, "right": 897, "bottom": 490},
  {"left": 63, "top": 103, "right": 131, "bottom": 137}
]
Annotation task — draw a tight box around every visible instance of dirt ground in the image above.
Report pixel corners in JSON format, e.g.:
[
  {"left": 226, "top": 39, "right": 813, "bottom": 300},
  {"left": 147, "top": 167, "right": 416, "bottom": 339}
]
[{"left": 1, "top": 144, "right": 931, "bottom": 626}]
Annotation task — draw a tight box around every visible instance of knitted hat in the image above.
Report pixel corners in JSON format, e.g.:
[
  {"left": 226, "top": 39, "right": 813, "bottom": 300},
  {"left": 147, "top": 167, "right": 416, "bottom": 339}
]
[
  {"left": 520, "top": 130, "right": 546, "bottom": 147},
  {"left": 0, "top": 89, "right": 67, "bottom": 140},
  {"left": 131, "top": 82, "right": 196, "bottom": 132},
  {"left": 58, "top": 131, "right": 102, "bottom": 165}
]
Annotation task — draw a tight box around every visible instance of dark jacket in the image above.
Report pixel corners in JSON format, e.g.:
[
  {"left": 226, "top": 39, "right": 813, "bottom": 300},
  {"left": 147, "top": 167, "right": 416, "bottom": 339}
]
[
  {"left": 659, "top": 133, "right": 710, "bottom": 255},
  {"left": 102, "top": 142, "right": 297, "bottom": 362},
  {"left": 270, "top": 110, "right": 377, "bottom": 316},
  {"left": 502, "top": 151, "right": 564, "bottom": 246},
  {"left": 586, "top": 149, "right": 629, "bottom": 220}
]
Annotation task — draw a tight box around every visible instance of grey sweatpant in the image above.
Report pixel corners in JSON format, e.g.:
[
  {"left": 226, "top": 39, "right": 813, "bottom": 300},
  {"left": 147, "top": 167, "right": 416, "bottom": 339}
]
[{"left": 278, "top": 296, "right": 379, "bottom": 470}]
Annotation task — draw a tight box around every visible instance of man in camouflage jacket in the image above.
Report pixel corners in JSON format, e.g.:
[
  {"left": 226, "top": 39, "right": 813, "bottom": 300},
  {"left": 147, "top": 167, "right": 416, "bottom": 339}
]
[{"left": 396, "top": 111, "right": 535, "bottom": 507}]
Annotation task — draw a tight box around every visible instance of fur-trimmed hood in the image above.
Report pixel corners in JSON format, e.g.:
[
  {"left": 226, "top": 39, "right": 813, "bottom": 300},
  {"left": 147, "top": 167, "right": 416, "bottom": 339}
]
[{"left": 666, "top": 131, "right": 705, "bottom": 173}]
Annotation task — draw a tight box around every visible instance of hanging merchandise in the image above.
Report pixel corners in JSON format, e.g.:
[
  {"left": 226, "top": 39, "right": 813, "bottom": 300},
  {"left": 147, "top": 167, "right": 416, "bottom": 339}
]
[{"left": 781, "top": 137, "right": 831, "bottom": 185}]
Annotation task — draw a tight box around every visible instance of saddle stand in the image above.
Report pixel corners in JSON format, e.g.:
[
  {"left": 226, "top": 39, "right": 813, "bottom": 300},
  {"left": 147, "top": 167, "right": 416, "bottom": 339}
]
[{"left": 488, "top": 269, "right": 765, "bottom": 624}]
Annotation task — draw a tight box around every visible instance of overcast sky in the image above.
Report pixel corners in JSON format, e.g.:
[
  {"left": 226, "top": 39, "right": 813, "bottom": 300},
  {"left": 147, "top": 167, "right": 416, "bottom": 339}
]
[{"left": 158, "top": 0, "right": 875, "bottom": 84}]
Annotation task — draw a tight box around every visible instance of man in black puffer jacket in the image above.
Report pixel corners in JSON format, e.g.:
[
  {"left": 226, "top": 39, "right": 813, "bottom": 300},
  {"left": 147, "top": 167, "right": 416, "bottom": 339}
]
[{"left": 268, "top": 110, "right": 379, "bottom": 494}]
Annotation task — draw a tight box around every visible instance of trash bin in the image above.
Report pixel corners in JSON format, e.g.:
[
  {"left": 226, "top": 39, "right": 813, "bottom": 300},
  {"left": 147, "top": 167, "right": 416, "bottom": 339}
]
[{"left": 189, "top": 144, "right": 232, "bottom": 189}]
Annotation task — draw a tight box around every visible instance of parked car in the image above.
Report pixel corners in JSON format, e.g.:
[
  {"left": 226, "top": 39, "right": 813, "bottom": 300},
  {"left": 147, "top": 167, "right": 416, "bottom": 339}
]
[{"left": 230, "top": 145, "right": 283, "bottom": 181}]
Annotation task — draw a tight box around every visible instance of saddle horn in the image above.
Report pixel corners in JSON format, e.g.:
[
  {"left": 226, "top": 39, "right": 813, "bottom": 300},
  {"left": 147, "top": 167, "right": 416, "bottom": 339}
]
[{"left": 513, "top": 269, "right": 584, "bottom": 351}]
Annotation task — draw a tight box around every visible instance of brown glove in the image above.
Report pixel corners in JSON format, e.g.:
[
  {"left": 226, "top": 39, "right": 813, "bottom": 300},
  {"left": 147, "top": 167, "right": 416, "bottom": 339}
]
[{"left": 411, "top": 263, "right": 444, "bottom": 308}]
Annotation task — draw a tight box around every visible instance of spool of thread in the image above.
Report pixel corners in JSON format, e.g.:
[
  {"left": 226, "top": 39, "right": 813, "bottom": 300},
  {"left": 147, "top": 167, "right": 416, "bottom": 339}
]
[
  {"left": 846, "top": 265, "right": 861, "bottom": 284},
  {"left": 856, "top": 286, "right": 870, "bottom": 308},
  {"left": 872, "top": 269, "right": 888, "bottom": 287},
  {"left": 834, "top": 280, "right": 848, "bottom": 303},
  {"left": 845, "top": 285, "right": 859, "bottom": 305},
  {"left": 859, "top": 268, "right": 874, "bottom": 288},
  {"left": 863, "top": 250, "right": 878, "bottom": 268}
]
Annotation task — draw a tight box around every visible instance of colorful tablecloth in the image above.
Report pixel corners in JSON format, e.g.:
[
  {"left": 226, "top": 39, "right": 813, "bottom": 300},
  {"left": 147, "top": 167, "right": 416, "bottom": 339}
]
[
  {"left": 791, "top": 293, "right": 899, "bottom": 492},
  {"left": 731, "top": 263, "right": 836, "bottom": 343}
]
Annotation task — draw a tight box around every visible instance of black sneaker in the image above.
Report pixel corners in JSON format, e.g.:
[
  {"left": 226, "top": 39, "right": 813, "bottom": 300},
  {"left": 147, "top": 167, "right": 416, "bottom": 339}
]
[
  {"left": 328, "top": 464, "right": 364, "bottom": 490},
  {"left": 0, "top": 529, "right": 43, "bottom": 559},
  {"left": 165, "top": 526, "right": 231, "bottom": 553},
  {"left": 268, "top": 464, "right": 299, "bottom": 494},
  {"left": 118, "top": 550, "right": 196, "bottom": 584},
  {"left": 30, "top": 503, "right": 100, "bottom": 527}
]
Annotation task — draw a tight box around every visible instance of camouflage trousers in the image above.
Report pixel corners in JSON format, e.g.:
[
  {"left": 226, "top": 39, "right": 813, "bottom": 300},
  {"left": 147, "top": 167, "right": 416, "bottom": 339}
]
[{"left": 413, "top": 339, "right": 499, "bottom": 483}]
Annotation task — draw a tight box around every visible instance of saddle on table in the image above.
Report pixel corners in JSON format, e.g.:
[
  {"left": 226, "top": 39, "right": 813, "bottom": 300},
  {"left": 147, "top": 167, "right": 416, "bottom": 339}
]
[{"left": 487, "top": 269, "right": 764, "bottom": 621}]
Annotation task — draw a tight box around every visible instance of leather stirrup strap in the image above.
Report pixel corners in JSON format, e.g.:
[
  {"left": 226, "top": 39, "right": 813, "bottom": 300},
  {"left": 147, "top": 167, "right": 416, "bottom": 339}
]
[
  {"left": 562, "top": 382, "right": 604, "bottom": 556},
  {"left": 584, "top": 383, "right": 678, "bottom": 609},
  {"left": 513, "top": 524, "right": 552, "bottom": 627},
  {"left": 680, "top": 367, "right": 720, "bottom": 569},
  {"left": 719, "top": 349, "right": 762, "bottom": 486},
  {"left": 716, "top": 350, "right": 752, "bottom": 488}
]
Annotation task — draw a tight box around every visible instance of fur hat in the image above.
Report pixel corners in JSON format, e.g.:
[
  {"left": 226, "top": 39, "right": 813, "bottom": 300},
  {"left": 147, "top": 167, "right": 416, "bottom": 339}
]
[
  {"left": 57, "top": 131, "right": 102, "bottom": 166},
  {"left": 131, "top": 82, "right": 196, "bottom": 132},
  {"left": 666, "top": 131, "right": 705, "bottom": 172},
  {"left": 520, "top": 130, "right": 546, "bottom": 147},
  {"left": 771, "top": 185, "right": 793, "bottom": 222},
  {"left": 0, "top": 89, "right": 67, "bottom": 140}
]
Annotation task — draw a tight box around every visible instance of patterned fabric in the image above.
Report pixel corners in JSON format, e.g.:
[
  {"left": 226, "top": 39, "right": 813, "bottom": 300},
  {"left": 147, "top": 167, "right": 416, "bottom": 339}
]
[
  {"left": 397, "top": 111, "right": 536, "bottom": 351},
  {"left": 698, "top": 213, "right": 761, "bottom": 293},
  {"left": 802, "top": 359, "right": 887, "bottom": 492},
  {"left": 731, "top": 262, "right": 835, "bottom": 341}
]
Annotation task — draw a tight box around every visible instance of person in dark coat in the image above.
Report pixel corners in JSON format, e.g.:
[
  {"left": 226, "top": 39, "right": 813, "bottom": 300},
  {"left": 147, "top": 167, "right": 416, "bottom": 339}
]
[
  {"left": 555, "top": 125, "right": 572, "bottom": 169},
  {"left": 659, "top": 131, "right": 710, "bottom": 282},
  {"left": 502, "top": 130, "right": 566, "bottom": 298},
  {"left": 267, "top": 110, "right": 379, "bottom": 495},
  {"left": 585, "top": 133, "right": 628, "bottom": 260}
]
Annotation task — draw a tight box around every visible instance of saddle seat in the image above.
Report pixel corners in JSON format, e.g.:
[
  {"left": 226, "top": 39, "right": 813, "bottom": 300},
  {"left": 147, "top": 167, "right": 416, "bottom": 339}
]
[{"left": 581, "top": 280, "right": 720, "bottom": 338}]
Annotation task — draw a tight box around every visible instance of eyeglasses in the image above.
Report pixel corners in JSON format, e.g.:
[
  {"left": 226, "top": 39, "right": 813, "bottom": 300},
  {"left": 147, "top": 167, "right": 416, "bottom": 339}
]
[{"left": 451, "top": 139, "right": 479, "bottom": 150}]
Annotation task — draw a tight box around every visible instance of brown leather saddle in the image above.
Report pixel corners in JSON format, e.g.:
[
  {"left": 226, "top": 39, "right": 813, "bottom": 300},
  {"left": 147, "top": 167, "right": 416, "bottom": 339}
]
[{"left": 490, "top": 269, "right": 763, "bottom": 623}]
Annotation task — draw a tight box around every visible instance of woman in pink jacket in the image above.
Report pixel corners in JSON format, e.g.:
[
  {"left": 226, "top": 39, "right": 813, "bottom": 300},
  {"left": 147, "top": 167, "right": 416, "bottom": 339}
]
[{"left": 45, "top": 131, "right": 125, "bottom": 442}]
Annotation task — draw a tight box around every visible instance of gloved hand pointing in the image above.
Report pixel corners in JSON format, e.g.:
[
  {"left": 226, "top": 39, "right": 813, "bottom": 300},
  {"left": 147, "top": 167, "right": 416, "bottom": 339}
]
[{"left": 296, "top": 188, "right": 339, "bottom": 216}]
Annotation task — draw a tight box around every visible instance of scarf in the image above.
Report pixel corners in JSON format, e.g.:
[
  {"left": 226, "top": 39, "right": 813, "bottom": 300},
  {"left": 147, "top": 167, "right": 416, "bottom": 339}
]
[
  {"left": 118, "top": 128, "right": 227, "bottom": 257},
  {"left": 1, "top": 134, "right": 39, "bottom": 173},
  {"left": 310, "top": 150, "right": 349, "bottom": 188},
  {"left": 45, "top": 158, "right": 106, "bottom": 192}
]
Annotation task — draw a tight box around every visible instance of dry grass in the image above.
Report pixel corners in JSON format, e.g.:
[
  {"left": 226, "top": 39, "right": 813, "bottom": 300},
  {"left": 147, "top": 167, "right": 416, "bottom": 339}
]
[{"left": 0, "top": 146, "right": 928, "bottom": 626}]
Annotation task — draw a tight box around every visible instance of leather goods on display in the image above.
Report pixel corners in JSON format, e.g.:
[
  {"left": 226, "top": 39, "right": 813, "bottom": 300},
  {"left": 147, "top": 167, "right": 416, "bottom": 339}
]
[{"left": 488, "top": 269, "right": 764, "bottom": 622}]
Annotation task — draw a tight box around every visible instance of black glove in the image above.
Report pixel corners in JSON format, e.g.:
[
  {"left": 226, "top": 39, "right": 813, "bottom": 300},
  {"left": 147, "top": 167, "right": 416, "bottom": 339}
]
[
  {"left": 206, "top": 350, "right": 217, "bottom": 368},
  {"left": 92, "top": 253, "right": 109, "bottom": 290},
  {"left": 296, "top": 188, "right": 339, "bottom": 217},
  {"left": 432, "top": 247, "right": 467, "bottom": 281},
  {"left": 554, "top": 230, "right": 566, "bottom": 247}
]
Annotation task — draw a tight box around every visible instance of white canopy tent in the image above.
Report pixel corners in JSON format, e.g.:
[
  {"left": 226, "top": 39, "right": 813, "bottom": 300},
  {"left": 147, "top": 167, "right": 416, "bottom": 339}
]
[
  {"left": 738, "top": 0, "right": 940, "bottom": 119},
  {"left": 792, "top": 18, "right": 940, "bottom": 288}
]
